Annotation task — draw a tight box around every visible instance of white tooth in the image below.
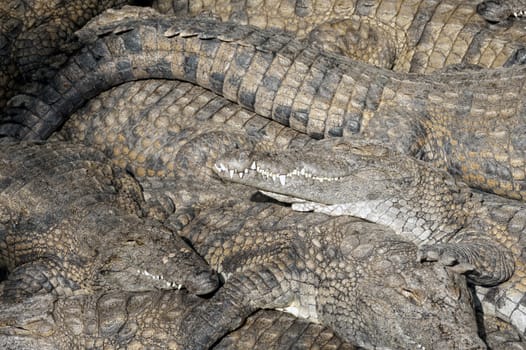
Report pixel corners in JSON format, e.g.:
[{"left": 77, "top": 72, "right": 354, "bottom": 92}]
[
  {"left": 279, "top": 175, "right": 286, "bottom": 186},
  {"left": 177, "top": 284, "right": 182, "bottom": 290},
  {"left": 219, "top": 163, "right": 227, "bottom": 172},
  {"left": 244, "top": 168, "right": 249, "bottom": 174},
  {"left": 300, "top": 168, "right": 306, "bottom": 175},
  {"left": 229, "top": 169, "right": 234, "bottom": 178},
  {"left": 272, "top": 174, "right": 277, "bottom": 182},
  {"left": 251, "top": 161, "right": 257, "bottom": 170},
  {"left": 239, "top": 172, "right": 244, "bottom": 179}
]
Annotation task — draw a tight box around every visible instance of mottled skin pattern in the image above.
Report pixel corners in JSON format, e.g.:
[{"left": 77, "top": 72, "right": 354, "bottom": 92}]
[
  {"left": 215, "top": 138, "right": 526, "bottom": 337},
  {"left": 0, "top": 0, "right": 136, "bottom": 109},
  {"left": 0, "top": 204, "right": 486, "bottom": 349},
  {"left": 0, "top": 289, "right": 357, "bottom": 349},
  {"left": 156, "top": 0, "right": 526, "bottom": 72},
  {"left": 44, "top": 77, "right": 524, "bottom": 348},
  {"left": 1, "top": 7, "right": 524, "bottom": 200},
  {"left": 0, "top": 144, "right": 485, "bottom": 348},
  {"left": 478, "top": 0, "right": 526, "bottom": 23},
  {"left": 0, "top": 141, "right": 219, "bottom": 301}
]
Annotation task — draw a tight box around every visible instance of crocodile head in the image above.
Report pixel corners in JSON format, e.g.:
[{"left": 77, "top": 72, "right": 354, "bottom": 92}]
[
  {"left": 96, "top": 217, "right": 219, "bottom": 296},
  {"left": 214, "top": 138, "right": 470, "bottom": 241},
  {"left": 215, "top": 139, "right": 417, "bottom": 205},
  {"left": 335, "top": 222, "right": 485, "bottom": 348}
]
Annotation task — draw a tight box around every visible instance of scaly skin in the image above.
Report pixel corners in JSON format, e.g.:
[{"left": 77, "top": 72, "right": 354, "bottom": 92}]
[
  {"left": 1, "top": 6, "right": 524, "bottom": 201},
  {"left": 0, "top": 0, "right": 135, "bottom": 110},
  {"left": 0, "top": 289, "right": 357, "bottom": 349},
  {"left": 46, "top": 77, "right": 524, "bottom": 348},
  {"left": 0, "top": 202, "right": 486, "bottom": 349},
  {"left": 156, "top": 0, "right": 526, "bottom": 72},
  {"left": 214, "top": 137, "right": 526, "bottom": 336},
  {"left": 49, "top": 78, "right": 316, "bottom": 223},
  {"left": 0, "top": 141, "right": 219, "bottom": 300},
  {"left": 477, "top": 0, "right": 526, "bottom": 23}
]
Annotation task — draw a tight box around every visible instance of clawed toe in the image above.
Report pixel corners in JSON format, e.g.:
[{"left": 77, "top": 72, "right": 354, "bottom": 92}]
[{"left": 418, "top": 245, "right": 475, "bottom": 275}]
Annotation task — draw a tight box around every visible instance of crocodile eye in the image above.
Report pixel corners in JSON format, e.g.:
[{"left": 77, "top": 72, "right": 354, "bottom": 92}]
[
  {"left": 400, "top": 288, "right": 423, "bottom": 305},
  {"left": 125, "top": 239, "right": 144, "bottom": 246}
]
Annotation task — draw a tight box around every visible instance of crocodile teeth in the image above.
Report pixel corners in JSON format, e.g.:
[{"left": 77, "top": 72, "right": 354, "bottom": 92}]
[
  {"left": 238, "top": 172, "right": 244, "bottom": 179},
  {"left": 214, "top": 163, "right": 227, "bottom": 172},
  {"left": 250, "top": 161, "right": 257, "bottom": 170},
  {"left": 279, "top": 174, "right": 286, "bottom": 186},
  {"left": 229, "top": 169, "right": 234, "bottom": 178}
]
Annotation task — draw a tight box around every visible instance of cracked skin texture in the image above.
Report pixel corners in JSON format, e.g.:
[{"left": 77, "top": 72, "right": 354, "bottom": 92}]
[
  {"left": 1, "top": 6, "right": 524, "bottom": 200},
  {"left": 215, "top": 137, "right": 526, "bottom": 337},
  {"left": 0, "top": 141, "right": 219, "bottom": 301},
  {"left": 156, "top": 0, "right": 526, "bottom": 73},
  {"left": 44, "top": 77, "right": 523, "bottom": 348},
  {"left": 0, "top": 0, "right": 136, "bottom": 110}
]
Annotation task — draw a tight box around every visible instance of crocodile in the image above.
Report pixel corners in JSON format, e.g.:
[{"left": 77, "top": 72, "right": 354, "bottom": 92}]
[
  {"left": 0, "top": 141, "right": 488, "bottom": 348},
  {"left": 0, "top": 141, "right": 219, "bottom": 300},
  {"left": 1, "top": 6, "right": 524, "bottom": 200},
  {"left": 0, "top": 199, "right": 487, "bottom": 349},
  {"left": 48, "top": 77, "right": 318, "bottom": 225},
  {"left": 214, "top": 137, "right": 526, "bottom": 337},
  {"left": 0, "top": 291, "right": 358, "bottom": 349},
  {"left": 40, "top": 76, "right": 525, "bottom": 348},
  {"left": 155, "top": 0, "right": 526, "bottom": 73}
]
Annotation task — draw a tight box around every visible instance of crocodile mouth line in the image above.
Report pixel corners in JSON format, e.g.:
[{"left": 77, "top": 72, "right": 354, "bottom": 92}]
[
  {"left": 137, "top": 269, "right": 183, "bottom": 290},
  {"left": 214, "top": 160, "right": 345, "bottom": 186}
]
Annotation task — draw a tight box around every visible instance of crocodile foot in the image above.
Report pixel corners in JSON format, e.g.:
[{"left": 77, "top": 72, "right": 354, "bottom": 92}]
[{"left": 418, "top": 238, "right": 515, "bottom": 287}]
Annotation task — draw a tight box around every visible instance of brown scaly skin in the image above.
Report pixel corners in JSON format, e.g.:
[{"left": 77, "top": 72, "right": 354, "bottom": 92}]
[
  {"left": 0, "top": 0, "right": 135, "bottom": 110},
  {"left": 214, "top": 137, "right": 526, "bottom": 336},
  {"left": 0, "top": 202, "right": 486, "bottom": 349},
  {"left": 49, "top": 78, "right": 317, "bottom": 225},
  {"left": 0, "top": 141, "right": 219, "bottom": 300},
  {"left": 1, "top": 6, "right": 524, "bottom": 200},
  {"left": 0, "top": 289, "right": 357, "bottom": 349},
  {"left": 156, "top": 0, "right": 526, "bottom": 72},
  {"left": 47, "top": 78, "right": 525, "bottom": 348},
  {"left": 478, "top": 0, "right": 526, "bottom": 23}
]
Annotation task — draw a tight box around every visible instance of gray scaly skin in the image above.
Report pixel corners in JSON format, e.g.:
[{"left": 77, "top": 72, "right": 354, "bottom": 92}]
[
  {"left": 0, "top": 141, "right": 219, "bottom": 300},
  {"left": 478, "top": 0, "right": 526, "bottom": 23},
  {"left": 1, "top": 200, "right": 478, "bottom": 349},
  {"left": 1, "top": 6, "right": 524, "bottom": 201},
  {"left": 214, "top": 137, "right": 526, "bottom": 336},
  {"left": 175, "top": 201, "right": 485, "bottom": 349},
  {"left": 0, "top": 0, "right": 138, "bottom": 110},
  {"left": 157, "top": 0, "right": 526, "bottom": 73},
  {"left": 0, "top": 143, "right": 485, "bottom": 349},
  {"left": 46, "top": 78, "right": 523, "bottom": 348},
  {"left": 0, "top": 288, "right": 357, "bottom": 349}
]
